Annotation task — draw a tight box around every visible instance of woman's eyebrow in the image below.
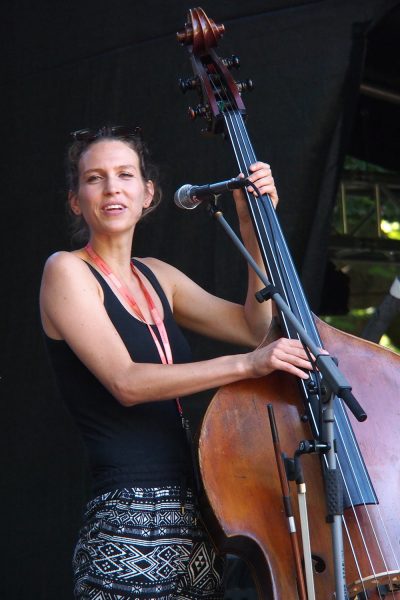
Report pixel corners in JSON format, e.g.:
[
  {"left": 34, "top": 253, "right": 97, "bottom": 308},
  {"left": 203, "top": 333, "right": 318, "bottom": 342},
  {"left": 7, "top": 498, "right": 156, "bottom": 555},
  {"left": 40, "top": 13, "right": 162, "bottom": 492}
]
[{"left": 82, "top": 164, "right": 137, "bottom": 175}]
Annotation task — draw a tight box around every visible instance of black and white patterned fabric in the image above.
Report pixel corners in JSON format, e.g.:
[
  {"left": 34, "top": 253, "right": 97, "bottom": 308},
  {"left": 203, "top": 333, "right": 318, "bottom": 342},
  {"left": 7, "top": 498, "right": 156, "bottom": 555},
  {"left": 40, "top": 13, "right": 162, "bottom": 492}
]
[{"left": 73, "top": 486, "right": 225, "bottom": 599}]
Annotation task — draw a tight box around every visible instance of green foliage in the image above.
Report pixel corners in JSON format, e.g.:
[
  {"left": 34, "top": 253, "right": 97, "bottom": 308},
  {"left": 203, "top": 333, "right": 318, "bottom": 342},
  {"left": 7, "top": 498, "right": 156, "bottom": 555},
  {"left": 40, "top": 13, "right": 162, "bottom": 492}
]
[
  {"left": 381, "top": 219, "right": 400, "bottom": 240},
  {"left": 343, "top": 157, "right": 391, "bottom": 173},
  {"left": 333, "top": 157, "right": 400, "bottom": 237}
]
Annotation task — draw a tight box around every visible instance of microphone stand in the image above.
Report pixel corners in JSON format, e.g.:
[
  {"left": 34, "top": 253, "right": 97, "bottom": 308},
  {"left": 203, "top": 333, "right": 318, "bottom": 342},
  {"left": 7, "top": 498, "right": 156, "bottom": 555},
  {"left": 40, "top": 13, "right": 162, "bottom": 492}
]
[{"left": 205, "top": 198, "right": 367, "bottom": 600}]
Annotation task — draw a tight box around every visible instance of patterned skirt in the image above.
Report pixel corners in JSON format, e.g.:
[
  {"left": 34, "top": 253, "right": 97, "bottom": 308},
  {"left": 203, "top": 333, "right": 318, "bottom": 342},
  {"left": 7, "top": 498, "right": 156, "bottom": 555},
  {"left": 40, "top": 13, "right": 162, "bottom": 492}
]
[{"left": 72, "top": 486, "right": 225, "bottom": 600}]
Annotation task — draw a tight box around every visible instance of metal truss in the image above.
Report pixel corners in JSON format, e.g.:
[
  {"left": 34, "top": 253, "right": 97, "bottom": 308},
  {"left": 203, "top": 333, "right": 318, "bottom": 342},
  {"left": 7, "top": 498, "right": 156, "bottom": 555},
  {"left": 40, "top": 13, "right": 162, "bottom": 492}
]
[{"left": 330, "top": 171, "right": 400, "bottom": 264}]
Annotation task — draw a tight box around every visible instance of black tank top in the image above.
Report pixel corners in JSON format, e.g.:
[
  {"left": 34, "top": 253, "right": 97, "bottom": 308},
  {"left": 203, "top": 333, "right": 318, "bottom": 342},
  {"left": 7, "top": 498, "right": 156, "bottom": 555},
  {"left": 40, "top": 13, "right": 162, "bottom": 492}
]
[{"left": 45, "top": 259, "right": 193, "bottom": 497}]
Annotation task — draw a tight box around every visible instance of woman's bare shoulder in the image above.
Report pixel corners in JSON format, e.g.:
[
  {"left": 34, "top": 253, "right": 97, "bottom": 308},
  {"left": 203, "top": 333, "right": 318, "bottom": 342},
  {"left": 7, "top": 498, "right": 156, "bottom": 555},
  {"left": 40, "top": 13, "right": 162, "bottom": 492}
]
[{"left": 43, "top": 249, "right": 88, "bottom": 274}]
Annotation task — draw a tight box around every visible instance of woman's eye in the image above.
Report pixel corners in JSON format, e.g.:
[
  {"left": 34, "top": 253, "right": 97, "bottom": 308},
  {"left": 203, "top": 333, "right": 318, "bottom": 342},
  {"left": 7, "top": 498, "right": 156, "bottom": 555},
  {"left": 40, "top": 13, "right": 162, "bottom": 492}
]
[
  {"left": 87, "top": 174, "right": 101, "bottom": 183},
  {"left": 120, "top": 172, "right": 134, "bottom": 178}
]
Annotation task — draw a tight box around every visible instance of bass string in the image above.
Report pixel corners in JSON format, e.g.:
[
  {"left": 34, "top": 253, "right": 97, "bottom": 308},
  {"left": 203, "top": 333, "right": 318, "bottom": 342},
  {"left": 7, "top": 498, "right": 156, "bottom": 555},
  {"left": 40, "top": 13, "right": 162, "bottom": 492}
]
[
  {"left": 222, "top": 101, "right": 329, "bottom": 441},
  {"left": 209, "top": 73, "right": 325, "bottom": 442},
  {"left": 210, "top": 72, "right": 323, "bottom": 412},
  {"left": 209, "top": 68, "right": 398, "bottom": 592},
  {"left": 222, "top": 105, "right": 335, "bottom": 465},
  {"left": 222, "top": 105, "right": 328, "bottom": 385},
  {"left": 225, "top": 110, "right": 318, "bottom": 338},
  {"left": 223, "top": 100, "right": 319, "bottom": 334}
]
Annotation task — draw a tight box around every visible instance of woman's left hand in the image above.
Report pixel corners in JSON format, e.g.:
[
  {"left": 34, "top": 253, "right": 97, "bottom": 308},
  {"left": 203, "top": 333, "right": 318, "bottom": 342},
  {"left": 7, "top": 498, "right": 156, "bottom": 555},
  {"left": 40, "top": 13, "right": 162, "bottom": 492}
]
[{"left": 233, "top": 161, "right": 278, "bottom": 223}]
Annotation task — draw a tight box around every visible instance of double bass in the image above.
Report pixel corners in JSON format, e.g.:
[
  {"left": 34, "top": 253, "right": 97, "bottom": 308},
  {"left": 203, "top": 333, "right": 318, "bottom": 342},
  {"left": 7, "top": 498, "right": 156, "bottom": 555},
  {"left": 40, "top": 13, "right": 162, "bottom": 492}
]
[{"left": 176, "top": 8, "right": 400, "bottom": 600}]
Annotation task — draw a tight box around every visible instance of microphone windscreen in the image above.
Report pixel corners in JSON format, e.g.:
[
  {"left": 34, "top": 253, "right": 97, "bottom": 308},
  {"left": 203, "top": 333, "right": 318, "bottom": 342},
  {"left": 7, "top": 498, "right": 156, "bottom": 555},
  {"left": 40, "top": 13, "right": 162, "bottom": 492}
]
[{"left": 174, "top": 184, "right": 198, "bottom": 209}]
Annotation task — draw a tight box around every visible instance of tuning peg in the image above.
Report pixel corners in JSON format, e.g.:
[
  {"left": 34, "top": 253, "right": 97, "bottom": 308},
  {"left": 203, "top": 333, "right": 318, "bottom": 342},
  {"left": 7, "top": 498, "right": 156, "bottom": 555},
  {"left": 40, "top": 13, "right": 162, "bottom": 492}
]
[
  {"left": 176, "top": 23, "right": 193, "bottom": 45},
  {"left": 188, "top": 105, "right": 207, "bottom": 120},
  {"left": 178, "top": 76, "right": 199, "bottom": 93},
  {"left": 223, "top": 55, "right": 240, "bottom": 70},
  {"left": 237, "top": 79, "right": 254, "bottom": 93}
]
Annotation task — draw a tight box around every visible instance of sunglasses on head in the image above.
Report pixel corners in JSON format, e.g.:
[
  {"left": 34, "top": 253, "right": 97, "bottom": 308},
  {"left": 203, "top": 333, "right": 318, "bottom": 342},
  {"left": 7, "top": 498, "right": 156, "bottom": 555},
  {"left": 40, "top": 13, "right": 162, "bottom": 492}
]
[{"left": 70, "top": 125, "right": 142, "bottom": 142}]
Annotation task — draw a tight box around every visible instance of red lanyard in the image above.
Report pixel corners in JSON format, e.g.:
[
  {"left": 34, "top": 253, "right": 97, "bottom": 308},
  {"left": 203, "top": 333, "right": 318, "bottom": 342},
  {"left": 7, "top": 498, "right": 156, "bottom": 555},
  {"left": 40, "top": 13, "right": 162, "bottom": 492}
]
[{"left": 85, "top": 243, "right": 183, "bottom": 417}]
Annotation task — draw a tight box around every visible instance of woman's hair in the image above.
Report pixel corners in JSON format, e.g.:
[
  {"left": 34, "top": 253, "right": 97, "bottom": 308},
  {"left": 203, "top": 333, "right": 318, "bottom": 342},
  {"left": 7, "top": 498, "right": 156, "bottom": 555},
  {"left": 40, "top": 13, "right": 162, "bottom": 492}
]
[{"left": 65, "top": 125, "right": 162, "bottom": 246}]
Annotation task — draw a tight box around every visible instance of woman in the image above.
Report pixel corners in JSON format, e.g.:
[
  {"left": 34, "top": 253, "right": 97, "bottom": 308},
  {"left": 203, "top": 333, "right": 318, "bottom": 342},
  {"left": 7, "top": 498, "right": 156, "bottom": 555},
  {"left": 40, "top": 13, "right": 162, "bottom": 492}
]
[{"left": 40, "top": 125, "right": 313, "bottom": 599}]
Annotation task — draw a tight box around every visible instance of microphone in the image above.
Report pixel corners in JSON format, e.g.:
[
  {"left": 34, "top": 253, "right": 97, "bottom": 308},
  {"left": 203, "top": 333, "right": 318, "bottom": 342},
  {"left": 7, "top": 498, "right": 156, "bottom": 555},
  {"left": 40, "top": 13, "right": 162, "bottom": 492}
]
[{"left": 174, "top": 177, "right": 248, "bottom": 210}]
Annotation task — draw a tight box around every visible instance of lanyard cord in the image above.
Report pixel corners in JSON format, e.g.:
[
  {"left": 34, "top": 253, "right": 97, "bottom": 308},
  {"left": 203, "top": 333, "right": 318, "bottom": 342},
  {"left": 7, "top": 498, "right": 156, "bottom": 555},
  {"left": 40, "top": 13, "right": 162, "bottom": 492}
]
[{"left": 85, "top": 244, "right": 183, "bottom": 418}]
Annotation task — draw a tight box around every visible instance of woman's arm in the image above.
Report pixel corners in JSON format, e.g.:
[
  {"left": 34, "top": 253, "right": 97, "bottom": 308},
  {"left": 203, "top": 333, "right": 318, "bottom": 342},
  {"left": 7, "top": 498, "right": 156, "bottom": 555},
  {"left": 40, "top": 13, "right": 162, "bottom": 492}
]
[
  {"left": 40, "top": 251, "right": 312, "bottom": 407},
  {"left": 156, "top": 161, "right": 278, "bottom": 348},
  {"left": 233, "top": 161, "right": 279, "bottom": 343}
]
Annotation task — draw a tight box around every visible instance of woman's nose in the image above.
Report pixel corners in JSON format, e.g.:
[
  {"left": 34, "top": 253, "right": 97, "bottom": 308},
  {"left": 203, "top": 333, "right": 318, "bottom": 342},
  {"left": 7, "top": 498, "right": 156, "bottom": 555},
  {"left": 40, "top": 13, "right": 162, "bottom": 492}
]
[{"left": 104, "top": 176, "right": 120, "bottom": 194}]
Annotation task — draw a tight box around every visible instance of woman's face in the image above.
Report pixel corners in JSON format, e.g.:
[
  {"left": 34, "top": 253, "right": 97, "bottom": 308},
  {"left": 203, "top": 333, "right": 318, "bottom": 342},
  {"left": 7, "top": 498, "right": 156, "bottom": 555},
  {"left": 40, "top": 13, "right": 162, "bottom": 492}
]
[{"left": 69, "top": 139, "right": 154, "bottom": 235}]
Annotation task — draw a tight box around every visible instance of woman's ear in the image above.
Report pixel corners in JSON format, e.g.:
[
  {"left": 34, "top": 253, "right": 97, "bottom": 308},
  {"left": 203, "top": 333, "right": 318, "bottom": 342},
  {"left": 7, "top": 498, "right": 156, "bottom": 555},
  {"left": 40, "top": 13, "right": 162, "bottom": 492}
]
[
  {"left": 69, "top": 190, "right": 82, "bottom": 215},
  {"left": 143, "top": 180, "right": 155, "bottom": 208}
]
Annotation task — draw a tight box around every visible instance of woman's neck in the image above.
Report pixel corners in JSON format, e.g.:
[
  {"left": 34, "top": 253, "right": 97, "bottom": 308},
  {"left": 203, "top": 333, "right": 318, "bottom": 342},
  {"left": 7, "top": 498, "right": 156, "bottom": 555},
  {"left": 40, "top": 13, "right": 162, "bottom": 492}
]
[{"left": 86, "top": 234, "right": 135, "bottom": 278}]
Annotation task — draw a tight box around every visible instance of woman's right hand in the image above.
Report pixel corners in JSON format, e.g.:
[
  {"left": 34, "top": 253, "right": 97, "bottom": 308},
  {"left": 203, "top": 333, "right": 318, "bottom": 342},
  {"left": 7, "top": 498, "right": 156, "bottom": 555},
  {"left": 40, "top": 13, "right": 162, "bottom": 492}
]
[{"left": 247, "top": 337, "right": 315, "bottom": 380}]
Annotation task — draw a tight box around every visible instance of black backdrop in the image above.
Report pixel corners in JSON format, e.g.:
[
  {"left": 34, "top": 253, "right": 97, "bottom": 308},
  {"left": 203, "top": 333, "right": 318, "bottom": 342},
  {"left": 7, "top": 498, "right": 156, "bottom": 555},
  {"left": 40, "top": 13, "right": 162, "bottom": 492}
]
[{"left": 2, "top": 1, "right": 399, "bottom": 597}]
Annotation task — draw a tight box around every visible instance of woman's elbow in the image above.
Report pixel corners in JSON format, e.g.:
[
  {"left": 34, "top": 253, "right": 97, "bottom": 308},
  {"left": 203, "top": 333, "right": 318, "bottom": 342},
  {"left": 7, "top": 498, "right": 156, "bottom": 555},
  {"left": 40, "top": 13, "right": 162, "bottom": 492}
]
[
  {"left": 243, "top": 320, "right": 273, "bottom": 349},
  {"left": 108, "top": 364, "right": 164, "bottom": 407},
  {"left": 109, "top": 373, "right": 139, "bottom": 407}
]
